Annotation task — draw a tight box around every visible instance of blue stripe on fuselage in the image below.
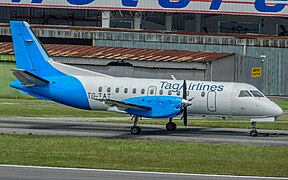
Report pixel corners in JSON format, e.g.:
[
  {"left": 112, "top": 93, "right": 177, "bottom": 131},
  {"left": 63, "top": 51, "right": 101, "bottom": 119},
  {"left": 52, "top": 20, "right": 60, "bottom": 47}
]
[{"left": 10, "top": 75, "right": 90, "bottom": 110}]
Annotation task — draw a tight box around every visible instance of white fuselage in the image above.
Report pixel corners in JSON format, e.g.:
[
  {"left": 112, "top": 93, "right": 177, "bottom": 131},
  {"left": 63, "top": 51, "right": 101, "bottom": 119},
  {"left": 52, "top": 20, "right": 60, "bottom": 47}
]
[{"left": 76, "top": 76, "right": 283, "bottom": 118}]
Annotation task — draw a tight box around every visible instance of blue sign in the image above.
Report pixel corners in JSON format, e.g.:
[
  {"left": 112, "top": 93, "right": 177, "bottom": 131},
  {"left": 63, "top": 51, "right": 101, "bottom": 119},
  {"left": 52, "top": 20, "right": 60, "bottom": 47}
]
[
  {"left": 10, "top": 0, "right": 288, "bottom": 13},
  {"left": 254, "top": 0, "right": 286, "bottom": 12}
]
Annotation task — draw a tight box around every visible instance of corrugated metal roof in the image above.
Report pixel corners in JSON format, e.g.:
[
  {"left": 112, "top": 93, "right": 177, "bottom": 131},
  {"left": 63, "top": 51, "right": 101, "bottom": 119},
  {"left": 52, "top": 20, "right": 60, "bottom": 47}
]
[{"left": 0, "top": 42, "right": 233, "bottom": 63}]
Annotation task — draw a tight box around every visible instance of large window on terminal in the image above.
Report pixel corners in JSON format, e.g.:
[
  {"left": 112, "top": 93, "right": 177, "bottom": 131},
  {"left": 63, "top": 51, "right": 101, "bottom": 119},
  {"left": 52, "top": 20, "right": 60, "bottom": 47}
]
[
  {"left": 239, "top": 90, "right": 252, "bottom": 97},
  {"left": 250, "top": 90, "right": 264, "bottom": 97}
]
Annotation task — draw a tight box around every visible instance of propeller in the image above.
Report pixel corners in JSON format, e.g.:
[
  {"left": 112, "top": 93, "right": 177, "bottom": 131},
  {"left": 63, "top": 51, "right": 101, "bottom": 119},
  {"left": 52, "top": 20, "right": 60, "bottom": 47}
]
[
  {"left": 183, "top": 80, "right": 188, "bottom": 126},
  {"left": 181, "top": 80, "right": 194, "bottom": 126}
]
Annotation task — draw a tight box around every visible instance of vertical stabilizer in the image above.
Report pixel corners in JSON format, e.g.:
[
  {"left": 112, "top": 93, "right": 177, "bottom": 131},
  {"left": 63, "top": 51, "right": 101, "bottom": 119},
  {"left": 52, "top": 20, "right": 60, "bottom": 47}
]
[{"left": 10, "top": 21, "right": 62, "bottom": 77}]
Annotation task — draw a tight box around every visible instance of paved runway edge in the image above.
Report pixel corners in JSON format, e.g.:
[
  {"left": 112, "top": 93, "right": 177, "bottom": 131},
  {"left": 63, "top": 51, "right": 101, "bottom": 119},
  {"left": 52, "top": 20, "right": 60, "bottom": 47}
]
[
  {"left": 0, "top": 164, "right": 287, "bottom": 179},
  {"left": 1, "top": 117, "right": 288, "bottom": 146}
]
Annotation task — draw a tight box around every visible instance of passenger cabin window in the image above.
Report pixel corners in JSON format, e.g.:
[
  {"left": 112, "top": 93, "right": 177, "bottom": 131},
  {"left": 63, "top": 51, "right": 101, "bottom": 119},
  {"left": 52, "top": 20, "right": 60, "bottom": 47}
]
[
  {"left": 141, "top": 89, "right": 145, "bottom": 94},
  {"left": 98, "top": 87, "right": 102, "bottom": 92},
  {"left": 168, "top": 90, "right": 172, "bottom": 95},
  {"left": 115, "top": 87, "right": 119, "bottom": 93},
  {"left": 159, "top": 89, "right": 163, "bottom": 95},
  {"left": 132, "top": 88, "right": 136, "bottom": 94},
  {"left": 177, "top": 91, "right": 181, "bottom": 96},
  {"left": 250, "top": 90, "right": 264, "bottom": 97},
  {"left": 201, "top": 91, "right": 205, "bottom": 97},
  {"left": 107, "top": 87, "right": 111, "bottom": 92},
  {"left": 124, "top": 88, "right": 128, "bottom": 93},
  {"left": 239, "top": 90, "right": 252, "bottom": 97},
  {"left": 150, "top": 89, "right": 154, "bottom": 95}
]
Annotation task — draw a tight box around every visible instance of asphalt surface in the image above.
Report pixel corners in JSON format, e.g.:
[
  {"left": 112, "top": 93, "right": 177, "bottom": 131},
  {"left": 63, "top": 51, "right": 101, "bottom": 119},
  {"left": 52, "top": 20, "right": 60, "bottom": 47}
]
[
  {"left": 0, "top": 165, "right": 287, "bottom": 180},
  {"left": 0, "top": 117, "right": 288, "bottom": 146}
]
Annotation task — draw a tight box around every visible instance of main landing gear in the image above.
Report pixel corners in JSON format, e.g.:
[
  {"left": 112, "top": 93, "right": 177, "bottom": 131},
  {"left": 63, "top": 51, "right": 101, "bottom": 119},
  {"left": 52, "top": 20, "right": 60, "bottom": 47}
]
[
  {"left": 130, "top": 116, "right": 177, "bottom": 135},
  {"left": 250, "top": 122, "right": 258, "bottom": 137},
  {"left": 166, "top": 118, "right": 177, "bottom": 131},
  {"left": 131, "top": 115, "right": 141, "bottom": 135}
]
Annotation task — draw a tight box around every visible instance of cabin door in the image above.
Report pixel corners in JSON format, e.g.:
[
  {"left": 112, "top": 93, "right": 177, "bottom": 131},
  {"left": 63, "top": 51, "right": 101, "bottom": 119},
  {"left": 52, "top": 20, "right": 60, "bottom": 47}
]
[{"left": 207, "top": 91, "right": 217, "bottom": 112}]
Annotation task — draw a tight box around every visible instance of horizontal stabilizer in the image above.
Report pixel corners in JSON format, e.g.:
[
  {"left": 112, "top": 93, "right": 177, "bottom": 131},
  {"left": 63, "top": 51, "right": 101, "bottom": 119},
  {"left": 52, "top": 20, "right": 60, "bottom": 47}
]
[
  {"left": 12, "top": 69, "right": 50, "bottom": 87},
  {"left": 97, "top": 99, "right": 152, "bottom": 111}
]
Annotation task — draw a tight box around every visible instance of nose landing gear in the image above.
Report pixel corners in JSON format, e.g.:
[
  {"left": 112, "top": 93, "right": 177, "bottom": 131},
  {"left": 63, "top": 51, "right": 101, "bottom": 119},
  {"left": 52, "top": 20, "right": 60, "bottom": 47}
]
[
  {"left": 250, "top": 122, "right": 258, "bottom": 137},
  {"left": 166, "top": 118, "right": 177, "bottom": 131}
]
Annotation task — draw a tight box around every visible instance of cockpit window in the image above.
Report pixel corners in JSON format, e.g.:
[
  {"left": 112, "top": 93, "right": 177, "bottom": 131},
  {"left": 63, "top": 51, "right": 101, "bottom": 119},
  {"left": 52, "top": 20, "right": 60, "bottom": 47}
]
[
  {"left": 250, "top": 90, "right": 264, "bottom": 97},
  {"left": 239, "top": 90, "right": 252, "bottom": 97}
]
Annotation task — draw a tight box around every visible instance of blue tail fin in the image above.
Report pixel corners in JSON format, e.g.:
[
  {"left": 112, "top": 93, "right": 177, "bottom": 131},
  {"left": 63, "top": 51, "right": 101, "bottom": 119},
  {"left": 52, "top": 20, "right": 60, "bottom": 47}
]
[{"left": 10, "top": 21, "right": 62, "bottom": 77}]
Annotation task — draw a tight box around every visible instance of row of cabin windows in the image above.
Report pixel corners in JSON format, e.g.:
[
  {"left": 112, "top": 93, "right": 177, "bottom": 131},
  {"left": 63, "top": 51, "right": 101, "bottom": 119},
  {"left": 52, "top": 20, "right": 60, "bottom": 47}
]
[{"left": 98, "top": 87, "right": 190, "bottom": 96}]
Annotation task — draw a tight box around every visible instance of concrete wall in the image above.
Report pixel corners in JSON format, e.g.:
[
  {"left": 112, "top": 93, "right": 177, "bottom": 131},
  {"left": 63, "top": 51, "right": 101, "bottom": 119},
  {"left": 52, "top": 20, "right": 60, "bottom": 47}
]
[
  {"left": 207, "top": 55, "right": 263, "bottom": 92},
  {"left": 54, "top": 56, "right": 207, "bottom": 80}
]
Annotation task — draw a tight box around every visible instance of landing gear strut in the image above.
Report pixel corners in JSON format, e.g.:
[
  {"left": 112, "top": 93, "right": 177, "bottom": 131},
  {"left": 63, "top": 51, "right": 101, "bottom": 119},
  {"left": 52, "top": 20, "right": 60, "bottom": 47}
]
[
  {"left": 166, "top": 118, "right": 177, "bottom": 131},
  {"left": 131, "top": 115, "right": 141, "bottom": 135},
  {"left": 250, "top": 122, "right": 258, "bottom": 137}
]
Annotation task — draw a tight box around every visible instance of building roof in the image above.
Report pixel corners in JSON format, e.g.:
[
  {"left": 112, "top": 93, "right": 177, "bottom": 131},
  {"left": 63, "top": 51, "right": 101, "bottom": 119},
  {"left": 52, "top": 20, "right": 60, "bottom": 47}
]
[
  {"left": 0, "top": 42, "right": 233, "bottom": 63},
  {"left": 1, "top": 23, "right": 288, "bottom": 48},
  {"left": 0, "top": 23, "right": 283, "bottom": 39}
]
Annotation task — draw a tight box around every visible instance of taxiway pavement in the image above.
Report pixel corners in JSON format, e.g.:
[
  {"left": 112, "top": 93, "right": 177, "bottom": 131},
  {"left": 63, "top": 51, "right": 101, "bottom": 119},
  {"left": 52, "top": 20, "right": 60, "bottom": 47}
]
[
  {"left": 0, "top": 165, "right": 287, "bottom": 180},
  {"left": 0, "top": 117, "right": 288, "bottom": 146}
]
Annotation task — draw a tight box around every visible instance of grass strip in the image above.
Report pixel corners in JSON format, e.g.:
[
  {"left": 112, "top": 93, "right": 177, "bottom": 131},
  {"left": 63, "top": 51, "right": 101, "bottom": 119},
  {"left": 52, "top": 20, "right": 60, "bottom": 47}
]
[
  {"left": 0, "top": 98, "right": 129, "bottom": 118},
  {"left": 0, "top": 134, "right": 287, "bottom": 177},
  {"left": 273, "top": 100, "right": 288, "bottom": 110}
]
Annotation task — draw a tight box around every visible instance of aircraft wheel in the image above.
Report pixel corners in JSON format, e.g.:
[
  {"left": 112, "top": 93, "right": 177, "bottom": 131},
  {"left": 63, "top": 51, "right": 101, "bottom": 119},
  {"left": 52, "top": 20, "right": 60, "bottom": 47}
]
[
  {"left": 131, "top": 126, "right": 141, "bottom": 135},
  {"left": 166, "top": 122, "right": 177, "bottom": 131},
  {"left": 250, "top": 130, "right": 258, "bottom": 137}
]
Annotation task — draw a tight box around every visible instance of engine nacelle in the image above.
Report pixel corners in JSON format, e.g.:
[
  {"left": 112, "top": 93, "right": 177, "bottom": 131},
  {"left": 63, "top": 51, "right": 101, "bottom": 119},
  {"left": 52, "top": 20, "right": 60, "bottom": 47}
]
[{"left": 123, "top": 96, "right": 182, "bottom": 118}]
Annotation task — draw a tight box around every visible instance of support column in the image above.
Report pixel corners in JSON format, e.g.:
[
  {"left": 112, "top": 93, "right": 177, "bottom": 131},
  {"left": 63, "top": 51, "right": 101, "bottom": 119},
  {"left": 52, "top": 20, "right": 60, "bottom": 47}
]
[
  {"left": 102, "top": 10, "right": 111, "bottom": 28},
  {"left": 133, "top": 12, "right": 142, "bottom": 30},
  {"left": 165, "top": 13, "right": 173, "bottom": 31},
  {"left": 195, "top": 14, "right": 202, "bottom": 32}
]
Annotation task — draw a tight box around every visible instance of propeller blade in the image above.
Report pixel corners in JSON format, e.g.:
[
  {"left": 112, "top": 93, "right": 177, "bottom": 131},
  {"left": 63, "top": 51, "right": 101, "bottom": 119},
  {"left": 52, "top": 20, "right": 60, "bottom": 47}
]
[
  {"left": 182, "top": 80, "right": 188, "bottom": 126},
  {"left": 183, "top": 80, "right": 187, "bottom": 100},
  {"left": 183, "top": 106, "right": 188, "bottom": 126}
]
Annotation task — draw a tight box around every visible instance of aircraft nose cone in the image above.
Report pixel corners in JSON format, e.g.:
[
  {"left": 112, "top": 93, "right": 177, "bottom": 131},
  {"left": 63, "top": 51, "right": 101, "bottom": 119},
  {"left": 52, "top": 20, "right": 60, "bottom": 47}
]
[
  {"left": 274, "top": 105, "right": 283, "bottom": 117},
  {"left": 271, "top": 102, "right": 283, "bottom": 117}
]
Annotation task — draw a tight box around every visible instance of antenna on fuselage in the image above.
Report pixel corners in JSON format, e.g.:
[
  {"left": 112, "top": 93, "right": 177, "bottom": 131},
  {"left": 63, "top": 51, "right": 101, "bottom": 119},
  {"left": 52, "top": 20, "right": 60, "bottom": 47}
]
[{"left": 171, "top": 75, "right": 177, "bottom": 80}]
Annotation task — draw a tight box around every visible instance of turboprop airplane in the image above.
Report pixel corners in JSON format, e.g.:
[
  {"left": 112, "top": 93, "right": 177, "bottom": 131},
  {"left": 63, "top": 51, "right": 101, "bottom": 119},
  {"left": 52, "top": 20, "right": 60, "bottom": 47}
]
[{"left": 9, "top": 21, "right": 283, "bottom": 136}]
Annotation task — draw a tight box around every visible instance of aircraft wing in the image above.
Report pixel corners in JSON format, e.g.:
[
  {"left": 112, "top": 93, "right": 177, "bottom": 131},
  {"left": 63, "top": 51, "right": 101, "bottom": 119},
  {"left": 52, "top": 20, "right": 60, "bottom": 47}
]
[
  {"left": 99, "top": 99, "right": 152, "bottom": 111},
  {"left": 12, "top": 69, "right": 50, "bottom": 87}
]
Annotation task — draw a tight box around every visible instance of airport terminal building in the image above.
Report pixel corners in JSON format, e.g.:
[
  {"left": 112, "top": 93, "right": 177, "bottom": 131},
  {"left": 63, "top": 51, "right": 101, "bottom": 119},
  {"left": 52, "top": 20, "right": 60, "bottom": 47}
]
[{"left": 0, "top": 0, "right": 287, "bottom": 96}]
